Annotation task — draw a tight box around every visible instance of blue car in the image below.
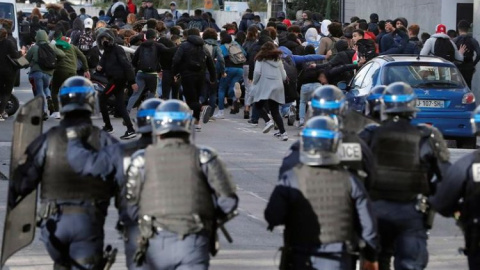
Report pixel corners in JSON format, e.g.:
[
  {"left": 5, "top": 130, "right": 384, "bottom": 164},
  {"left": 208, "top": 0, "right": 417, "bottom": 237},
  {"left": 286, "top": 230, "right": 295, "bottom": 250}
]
[{"left": 342, "top": 55, "right": 476, "bottom": 149}]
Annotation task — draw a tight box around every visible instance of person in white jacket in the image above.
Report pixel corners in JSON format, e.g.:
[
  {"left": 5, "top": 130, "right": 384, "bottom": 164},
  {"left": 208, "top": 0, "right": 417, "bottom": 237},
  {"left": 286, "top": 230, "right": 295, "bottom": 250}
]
[{"left": 420, "top": 23, "right": 466, "bottom": 62}]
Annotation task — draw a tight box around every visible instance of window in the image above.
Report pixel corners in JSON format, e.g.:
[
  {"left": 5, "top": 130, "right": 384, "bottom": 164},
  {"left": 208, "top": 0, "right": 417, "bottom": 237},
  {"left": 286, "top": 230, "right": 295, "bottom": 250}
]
[
  {"left": 351, "top": 62, "right": 372, "bottom": 89},
  {"left": 383, "top": 64, "right": 465, "bottom": 88},
  {"left": 0, "top": 3, "right": 15, "bottom": 31},
  {"left": 361, "top": 62, "right": 380, "bottom": 89}
]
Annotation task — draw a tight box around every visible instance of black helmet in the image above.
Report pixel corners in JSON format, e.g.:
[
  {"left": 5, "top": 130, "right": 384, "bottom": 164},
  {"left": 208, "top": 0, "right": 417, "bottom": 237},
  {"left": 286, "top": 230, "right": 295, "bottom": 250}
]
[
  {"left": 365, "top": 85, "right": 386, "bottom": 118},
  {"left": 300, "top": 116, "right": 342, "bottom": 166},
  {"left": 152, "top": 100, "right": 193, "bottom": 135},
  {"left": 381, "top": 82, "right": 419, "bottom": 116},
  {"left": 471, "top": 105, "right": 480, "bottom": 136},
  {"left": 137, "top": 98, "right": 162, "bottom": 134},
  {"left": 59, "top": 76, "right": 96, "bottom": 114},
  {"left": 310, "top": 85, "right": 347, "bottom": 117}
]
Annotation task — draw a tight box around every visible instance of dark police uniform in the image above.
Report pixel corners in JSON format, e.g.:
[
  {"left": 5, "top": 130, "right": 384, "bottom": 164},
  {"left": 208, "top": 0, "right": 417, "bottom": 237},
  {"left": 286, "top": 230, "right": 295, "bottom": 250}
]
[
  {"left": 359, "top": 118, "right": 450, "bottom": 270},
  {"left": 125, "top": 139, "right": 238, "bottom": 269},
  {"left": 9, "top": 118, "right": 118, "bottom": 270},
  {"left": 265, "top": 164, "right": 378, "bottom": 269},
  {"left": 429, "top": 151, "right": 480, "bottom": 270}
]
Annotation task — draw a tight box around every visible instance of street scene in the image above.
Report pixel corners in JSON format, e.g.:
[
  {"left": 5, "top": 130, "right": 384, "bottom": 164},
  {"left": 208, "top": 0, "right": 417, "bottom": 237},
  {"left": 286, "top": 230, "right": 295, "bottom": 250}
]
[{"left": 0, "top": 0, "right": 478, "bottom": 269}]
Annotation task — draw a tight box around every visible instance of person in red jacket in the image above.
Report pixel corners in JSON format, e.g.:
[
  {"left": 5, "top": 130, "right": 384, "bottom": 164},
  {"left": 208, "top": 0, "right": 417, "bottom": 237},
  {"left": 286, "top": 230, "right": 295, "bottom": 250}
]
[{"left": 127, "top": 0, "right": 137, "bottom": 14}]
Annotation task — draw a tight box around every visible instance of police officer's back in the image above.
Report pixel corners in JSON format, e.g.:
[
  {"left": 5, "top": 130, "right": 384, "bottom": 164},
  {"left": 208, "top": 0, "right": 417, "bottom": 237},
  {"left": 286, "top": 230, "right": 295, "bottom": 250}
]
[
  {"left": 8, "top": 76, "right": 118, "bottom": 269},
  {"left": 429, "top": 106, "right": 480, "bottom": 270},
  {"left": 266, "top": 116, "right": 379, "bottom": 270},
  {"left": 125, "top": 100, "right": 238, "bottom": 269},
  {"left": 359, "top": 82, "right": 450, "bottom": 270}
]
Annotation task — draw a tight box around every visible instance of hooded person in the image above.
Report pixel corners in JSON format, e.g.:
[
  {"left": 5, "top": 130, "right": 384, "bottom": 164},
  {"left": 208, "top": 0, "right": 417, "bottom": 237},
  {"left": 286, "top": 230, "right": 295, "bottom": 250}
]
[
  {"left": 420, "top": 23, "right": 465, "bottom": 62},
  {"left": 320, "top": 19, "right": 332, "bottom": 37},
  {"left": 394, "top": 17, "right": 408, "bottom": 28},
  {"left": 68, "top": 17, "right": 85, "bottom": 46},
  {"left": 239, "top": 8, "right": 255, "bottom": 32},
  {"left": 368, "top": 13, "right": 379, "bottom": 36},
  {"left": 303, "top": 27, "right": 320, "bottom": 53},
  {"left": 26, "top": 29, "right": 66, "bottom": 118}
]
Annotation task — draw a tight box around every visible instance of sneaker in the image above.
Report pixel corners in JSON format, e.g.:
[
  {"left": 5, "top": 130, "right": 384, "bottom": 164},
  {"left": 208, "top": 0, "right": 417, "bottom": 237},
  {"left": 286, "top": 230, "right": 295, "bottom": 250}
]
[
  {"left": 243, "top": 110, "right": 249, "bottom": 119},
  {"left": 1, "top": 112, "right": 8, "bottom": 119},
  {"left": 0, "top": 115, "right": 4, "bottom": 121},
  {"left": 273, "top": 132, "right": 281, "bottom": 138},
  {"left": 200, "top": 106, "right": 212, "bottom": 124},
  {"left": 280, "top": 132, "right": 289, "bottom": 141},
  {"left": 248, "top": 119, "right": 258, "bottom": 126},
  {"left": 287, "top": 105, "right": 296, "bottom": 126},
  {"left": 298, "top": 118, "right": 305, "bottom": 128},
  {"left": 102, "top": 126, "right": 114, "bottom": 133},
  {"left": 50, "top": 112, "right": 61, "bottom": 119},
  {"left": 234, "top": 82, "right": 242, "bottom": 99},
  {"left": 263, "top": 120, "right": 274, "bottom": 133},
  {"left": 213, "top": 110, "right": 225, "bottom": 119},
  {"left": 120, "top": 130, "right": 137, "bottom": 140},
  {"left": 195, "top": 124, "right": 202, "bottom": 131}
]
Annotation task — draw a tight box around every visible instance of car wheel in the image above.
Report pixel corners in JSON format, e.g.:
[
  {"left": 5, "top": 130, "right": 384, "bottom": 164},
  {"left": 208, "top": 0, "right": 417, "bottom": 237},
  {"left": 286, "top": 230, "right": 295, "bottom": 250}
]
[{"left": 456, "top": 137, "right": 477, "bottom": 149}]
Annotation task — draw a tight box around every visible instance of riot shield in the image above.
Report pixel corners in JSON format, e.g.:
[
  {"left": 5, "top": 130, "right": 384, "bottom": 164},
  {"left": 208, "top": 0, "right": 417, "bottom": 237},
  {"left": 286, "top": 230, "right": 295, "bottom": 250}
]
[
  {"left": 342, "top": 109, "right": 380, "bottom": 133},
  {"left": 1, "top": 96, "right": 44, "bottom": 268}
]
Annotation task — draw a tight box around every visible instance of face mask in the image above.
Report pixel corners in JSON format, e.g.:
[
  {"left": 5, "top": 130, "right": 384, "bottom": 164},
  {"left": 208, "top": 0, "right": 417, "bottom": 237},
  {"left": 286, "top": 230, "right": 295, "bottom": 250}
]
[{"left": 102, "top": 40, "right": 110, "bottom": 47}]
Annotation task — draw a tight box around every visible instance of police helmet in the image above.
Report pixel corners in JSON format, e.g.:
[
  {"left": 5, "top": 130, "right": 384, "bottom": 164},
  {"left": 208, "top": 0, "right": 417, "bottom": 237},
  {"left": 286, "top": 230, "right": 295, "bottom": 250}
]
[
  {"left": 137, "top": 98, "right": 163, "bottom": 134},
  {"left": 59, "top": 76, "right": 96, "bottom": 114},
  {"left": 310, "top": 85, "right": 347, "bottom": 117},
  {"left": 300, "top": 116, "right": 342, "bottom": 166},
  {"left": 152, "top": 100, "right": 193, "bottom": 135},
  {"left": 381, "top": 82, "right": 419, "bottom": 116},
  {"left": 365, "top": 85, "right": 386, "bottom": 119},
  {"left": 471, "top": 105, "right": 480, "bottom": 136}
]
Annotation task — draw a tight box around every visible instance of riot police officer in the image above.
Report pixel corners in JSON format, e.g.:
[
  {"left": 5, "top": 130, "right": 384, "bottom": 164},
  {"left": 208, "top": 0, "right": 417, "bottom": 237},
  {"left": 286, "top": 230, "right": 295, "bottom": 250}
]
[
  {"left": 65, "top": 98, "right": 163, "bottom": 270},
  {"left": 359, "top": 82, "right": 450, "bottom": 270},
  {"left": 8, "top": 76, "right": 118, "bottom": 270},
  {"left": 279, "top": 85, "right": 375, "bottom": 185},
  {"left": 265, "top": 116, "right": 379, "bottom": 270},
  {"left": 365, "top": 85, "right": 386, "bottom": 121},
  {"left": 125, "top": 99, "right": 238, "bottom": 269},
  {"left": 429, "top": 105, "right": 480, "bottom": 270}
]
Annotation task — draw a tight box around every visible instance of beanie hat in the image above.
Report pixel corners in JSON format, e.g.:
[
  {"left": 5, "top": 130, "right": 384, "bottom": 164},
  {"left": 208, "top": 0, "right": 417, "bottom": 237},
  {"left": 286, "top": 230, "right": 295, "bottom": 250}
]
[{"left": 436, "top": 24, "right": 446, "bottom": 34}]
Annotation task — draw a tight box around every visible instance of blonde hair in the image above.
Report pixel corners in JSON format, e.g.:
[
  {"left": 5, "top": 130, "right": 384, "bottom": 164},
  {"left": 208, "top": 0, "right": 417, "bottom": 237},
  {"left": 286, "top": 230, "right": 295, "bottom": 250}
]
[
  {"left": 127, "top": 13, "right": 136, "bottom": 24},
  {"left": 96, "top": 20, "right": 107, "bottom": 29}
]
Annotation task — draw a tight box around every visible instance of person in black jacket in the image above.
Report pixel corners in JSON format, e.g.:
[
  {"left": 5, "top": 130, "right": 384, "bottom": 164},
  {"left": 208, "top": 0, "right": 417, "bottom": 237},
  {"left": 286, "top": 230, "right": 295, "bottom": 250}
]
[
  {"left": 239, "top": 9, "right": 254, "bottom": 32},
  {"left": 172, "top": 28, "right": 216, "bottom": 131},
  {"left": 157, "top": 36, "right": 179, "bottom": 99},
  {"left": 96, "top": 29, "right": 138, "bottom": 140}
]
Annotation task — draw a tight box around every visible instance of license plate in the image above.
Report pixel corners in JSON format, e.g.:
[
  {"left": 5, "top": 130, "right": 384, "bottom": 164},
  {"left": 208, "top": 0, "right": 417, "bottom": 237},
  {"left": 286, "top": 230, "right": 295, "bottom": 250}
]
[{"left": 416, "top": 100, "right": 444, "bottom": 108}]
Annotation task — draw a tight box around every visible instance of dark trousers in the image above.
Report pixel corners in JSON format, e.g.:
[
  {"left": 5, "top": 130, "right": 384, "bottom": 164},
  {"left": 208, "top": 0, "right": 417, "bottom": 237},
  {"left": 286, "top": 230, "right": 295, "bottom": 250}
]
[
  {"left": 255, "top": 99, "right": 286, "bottom": 133},
  {"left": 202, "top": 73, "right": 217, "bottom": 111},
  {"left": 162, "top": 70, "right": 180, "bottom": 100},
  {"left": 52, "top": 71, "right": 76, "bottom": 112},
  {"left": 99, "top": 79, "right": 133, "bottom": 130},
  {"left": 459, "top": 65, "right": 475, "bottom": 89},
  {"left": 0, "top": 72, "right": 16, "bottom": 114},
  {"left": 373, "top": 200, "right": 428, "bottom": 270},
  {"left": 181, "top": 74, "right": 203, "bottom": 121}
]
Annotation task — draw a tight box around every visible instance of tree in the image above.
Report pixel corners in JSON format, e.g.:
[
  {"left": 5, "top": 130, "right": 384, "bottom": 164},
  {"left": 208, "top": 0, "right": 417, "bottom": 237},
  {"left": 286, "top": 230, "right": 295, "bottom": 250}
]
[{"left": 287, "top": 0, "right": 340, "bottom": 20}]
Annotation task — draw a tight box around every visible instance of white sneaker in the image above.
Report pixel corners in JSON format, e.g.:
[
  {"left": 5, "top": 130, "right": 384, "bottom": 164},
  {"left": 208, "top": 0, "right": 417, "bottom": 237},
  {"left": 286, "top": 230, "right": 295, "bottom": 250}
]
[
  {"left": 50, "top": 112, "right": 61, "bottom": 119},
  {"left": 234, "top": 82, "right": 242, "bottom": 99},
  {"left": 263, "top": 120, "right": 274, "bottom": 133},
  {"left": 195, "top": 124, "right": 202, "bottom": 132},
  {"left": 213, "top": 110, "right": 225, "bottom": 119},
  {"left": 280, "top": 132, "right": 288, "bottom": 141}
]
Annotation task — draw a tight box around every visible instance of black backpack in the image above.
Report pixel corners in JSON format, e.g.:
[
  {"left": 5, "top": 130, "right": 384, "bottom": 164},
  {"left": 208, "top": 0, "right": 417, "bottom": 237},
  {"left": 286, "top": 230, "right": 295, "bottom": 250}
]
[
  {"left": 78, "top": 32, "right": 94, "bottom": 52},
  {"left": 434, "top": 38, "right": 455, "bottom": 62},
  {"left": 37, "top": 43, "right": 56, "bottom": 70},
  {"left": 455, "top": 35, "right": 475, "bottom": 63},
  {"left": 137, "top": 44, "right": 158, "bottom": 72},
  {"left": 187, "top": 46, "right": 206, "bottom": 72},
  {"left": 282, "top": 55, "right": 298, "bottom": 103}
]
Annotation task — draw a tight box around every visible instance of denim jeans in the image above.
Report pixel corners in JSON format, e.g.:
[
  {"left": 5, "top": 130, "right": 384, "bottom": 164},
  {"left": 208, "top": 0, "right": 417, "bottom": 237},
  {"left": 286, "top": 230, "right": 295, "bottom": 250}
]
[
  {"left": 29, "top": 71, "right": 52, "bottom": 113},
  {"left": 156, "top": 78, "right": 162, "bottom": 98},
  {"left": 127, "top": 72, "right": 157, "bottom": 112},
  {"left": 299, "top": 83, "right": 321, "bottom": 120},
  {"left": 218, "top": 67, "right": 243, "bottom": 110}
]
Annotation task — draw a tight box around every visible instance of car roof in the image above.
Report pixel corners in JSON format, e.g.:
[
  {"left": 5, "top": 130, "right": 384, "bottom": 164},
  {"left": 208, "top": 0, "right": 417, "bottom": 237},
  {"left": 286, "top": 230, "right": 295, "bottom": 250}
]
[{"left": 375, "top": 54, "right": 455, "bottom": 65}]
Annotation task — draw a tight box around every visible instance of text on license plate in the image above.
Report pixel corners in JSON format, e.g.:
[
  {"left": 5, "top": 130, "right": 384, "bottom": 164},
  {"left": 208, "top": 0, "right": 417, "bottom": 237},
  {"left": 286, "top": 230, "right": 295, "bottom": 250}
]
[{"left": 416, "top": 100, "right": 444, "bottom": 108}]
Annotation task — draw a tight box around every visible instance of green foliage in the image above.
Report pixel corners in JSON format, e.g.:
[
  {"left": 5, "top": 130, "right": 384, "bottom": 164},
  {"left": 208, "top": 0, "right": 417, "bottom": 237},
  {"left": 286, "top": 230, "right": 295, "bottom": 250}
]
[{"left": 287, "top": 0, "right": 340, "bottom": 20}]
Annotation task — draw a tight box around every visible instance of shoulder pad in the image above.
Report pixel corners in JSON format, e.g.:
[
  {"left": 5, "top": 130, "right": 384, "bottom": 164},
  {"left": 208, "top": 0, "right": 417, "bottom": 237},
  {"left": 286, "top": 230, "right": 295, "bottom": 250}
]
[
  {"left": 417, "top": 124, "right": 450, "bottom": 162},
  {"left": 198, "top": 146, "right": 218, "bottom": 164},
  {"left": 364, "top": 123, "right": 380, "bottom": 131},
  {"left": 416, "top": 123, "right": 434, "bottom": 137}
]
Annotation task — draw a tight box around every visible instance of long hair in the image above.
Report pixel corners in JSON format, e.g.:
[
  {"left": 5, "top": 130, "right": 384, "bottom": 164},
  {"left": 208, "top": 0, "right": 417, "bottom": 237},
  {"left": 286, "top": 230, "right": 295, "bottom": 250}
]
[
  {"left": 255, "top": 41, "right": 282, "bottom": 62},
  {"left": 246, "top": 25, "right": 258, "bottom": 41},
  {"left": 30, "top": 7, "right": 43, "bottom": 20}
]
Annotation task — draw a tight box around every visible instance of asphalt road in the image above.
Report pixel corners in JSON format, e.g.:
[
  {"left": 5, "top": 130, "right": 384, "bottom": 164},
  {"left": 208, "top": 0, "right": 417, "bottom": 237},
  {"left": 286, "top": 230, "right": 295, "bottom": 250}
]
[{"left": 0, "top": 70, "right": 472, "bottom": 269}]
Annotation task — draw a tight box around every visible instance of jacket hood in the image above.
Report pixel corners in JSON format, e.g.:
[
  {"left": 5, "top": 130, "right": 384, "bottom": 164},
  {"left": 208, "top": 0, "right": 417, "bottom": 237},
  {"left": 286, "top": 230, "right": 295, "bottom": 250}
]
[
  {"left": 305, "top": 28, "right": 319, "bottom": 42},
  {"left": 264, "top": 59, "right": 281, "bottom": 68},
  {"left": 204, "top": 39, "right": 218, "bottom": 45},
  {"left": 320, "top": 20, "right": 331, "bottom": 36},
  {"left": 187, "top": 35, "right": 204, "bottom": 46},
  {"left": 242, "top": 13, "right": 254, "bottom": 21},
  {"left": 96, "top": 29, "right": 115, "bottom": 49},
  {"left": 432, "top": 33, "right": 450, "bottom": 39},
  {"left": 35, "top": 29, "right": 49, "bottom": 43},
  {"left": 72, "top": 17, "right": 84, "bottom": 31}
]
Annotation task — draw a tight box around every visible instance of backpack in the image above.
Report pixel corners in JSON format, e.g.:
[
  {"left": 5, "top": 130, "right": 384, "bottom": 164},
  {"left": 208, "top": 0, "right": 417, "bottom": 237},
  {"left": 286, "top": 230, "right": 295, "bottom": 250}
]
[
  {"left": 205, "top": 43, "right": 214, "bottom": 58},
  {"left": 408, "top": 40, "right": 423, "bottom": 55},
  {"left": 282, "top": 55, "right": 298, "bottom": 103},
  {"left": 226, "top": 43, "right": 246, "bottom": 64},
  {"left": 78, "top": 31, "right": 94, "bottom": 52},
  {"left": 434, "top": 38, "right": 455, "bottom": 62},
  {"left": 188, "top": 46, "right": 206, "bottom": 72},
  {"left": 455, "top": 35, "right": 475, "bottom": 63},
  {"left": 137, "top": 44, "right": 159, "bottom": 72},
  {"left": 326, "top": 36, "right": 338, "bottom": 58},
  {"left": 37, "top": 43, "right": 56, "bottom": 70},
  {"left": 188, "top": 20, "right": 204, "bottom": 31}
]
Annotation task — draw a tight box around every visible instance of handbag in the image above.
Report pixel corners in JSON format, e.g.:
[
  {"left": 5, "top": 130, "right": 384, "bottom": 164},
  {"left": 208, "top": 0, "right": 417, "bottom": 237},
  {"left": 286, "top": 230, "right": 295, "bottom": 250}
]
[{"left": 8, "top": 55, "right": 29, "bottom": 69}]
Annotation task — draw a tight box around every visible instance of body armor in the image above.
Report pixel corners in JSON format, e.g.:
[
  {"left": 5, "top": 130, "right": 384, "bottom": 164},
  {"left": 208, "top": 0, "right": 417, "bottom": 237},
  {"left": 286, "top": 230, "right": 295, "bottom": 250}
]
[
  {"left": 41, "top": 126, "right": 113, "bottom": 201},
  {"left": 122, "top": 136, "right": 152, "bottom": 174},
  {"left": 140, "top": 140, "right": 215, "bottom": 236},
  {"left": 288, "top": 165, "right": 354, "bottom": 246},
  {"left": 462, "top": 152, "right": 480, "bottom": 255},
  {"left": 370, "top": 121, "right": 429, "bottom": 201}
]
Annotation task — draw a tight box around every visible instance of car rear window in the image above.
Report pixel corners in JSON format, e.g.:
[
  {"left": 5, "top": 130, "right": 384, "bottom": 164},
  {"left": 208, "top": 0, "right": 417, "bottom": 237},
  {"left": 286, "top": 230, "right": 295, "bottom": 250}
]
[
  {"left": 383, "top": 64, "right": 466, "bottom": 88},
  {"left": 0, "top": 3, "right": 15, "bottom": 30}
]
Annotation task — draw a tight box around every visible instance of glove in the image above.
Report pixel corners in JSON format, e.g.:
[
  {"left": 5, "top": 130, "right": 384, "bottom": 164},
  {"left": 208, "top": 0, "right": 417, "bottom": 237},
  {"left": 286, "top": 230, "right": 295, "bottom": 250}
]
[{"left": 66, "top": 124, "right": 91, "bottom": 140}]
